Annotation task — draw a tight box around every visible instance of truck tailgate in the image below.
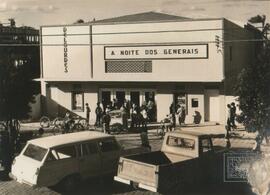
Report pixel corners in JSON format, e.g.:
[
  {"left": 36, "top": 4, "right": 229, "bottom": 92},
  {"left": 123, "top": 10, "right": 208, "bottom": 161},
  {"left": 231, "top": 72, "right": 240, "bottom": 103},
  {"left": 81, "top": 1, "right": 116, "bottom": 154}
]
[{"left": 115, "top": 157, "right": 158, "bottom": 191}]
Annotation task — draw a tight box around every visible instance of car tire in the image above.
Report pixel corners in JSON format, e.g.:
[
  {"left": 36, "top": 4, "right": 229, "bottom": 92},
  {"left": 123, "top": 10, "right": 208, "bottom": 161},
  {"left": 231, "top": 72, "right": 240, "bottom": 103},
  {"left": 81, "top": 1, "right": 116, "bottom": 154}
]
[{"left": 40, "top": 116, "right": 50, "bottom": 128}]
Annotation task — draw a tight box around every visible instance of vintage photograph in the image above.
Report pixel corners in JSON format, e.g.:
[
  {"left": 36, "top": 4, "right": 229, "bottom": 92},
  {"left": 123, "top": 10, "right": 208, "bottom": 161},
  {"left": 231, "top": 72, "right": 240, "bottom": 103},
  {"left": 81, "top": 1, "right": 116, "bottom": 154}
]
[{"left": 0, "top": 0, "right": 270, "bottom": 194}]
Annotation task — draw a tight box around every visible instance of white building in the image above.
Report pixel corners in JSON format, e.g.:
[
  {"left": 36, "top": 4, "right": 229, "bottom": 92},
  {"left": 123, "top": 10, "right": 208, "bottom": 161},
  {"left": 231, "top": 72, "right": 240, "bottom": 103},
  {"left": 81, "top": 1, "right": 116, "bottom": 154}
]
[{"left": 39, "top": 12, "right": 259, "bottom": 124}]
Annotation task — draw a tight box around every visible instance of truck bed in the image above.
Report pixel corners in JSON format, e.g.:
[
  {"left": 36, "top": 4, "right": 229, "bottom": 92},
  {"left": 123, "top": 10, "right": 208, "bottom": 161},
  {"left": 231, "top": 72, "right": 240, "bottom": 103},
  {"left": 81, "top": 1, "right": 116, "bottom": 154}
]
[{"left": 124, "top": 151, "right": 192, "bottom": 165}]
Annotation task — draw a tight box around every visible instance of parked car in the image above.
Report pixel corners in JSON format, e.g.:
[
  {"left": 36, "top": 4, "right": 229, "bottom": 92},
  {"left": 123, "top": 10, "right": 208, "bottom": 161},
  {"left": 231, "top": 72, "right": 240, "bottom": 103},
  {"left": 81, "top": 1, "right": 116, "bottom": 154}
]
[
  {"left": 9, "top": 131, "right": 149, "bottom": 190},
  {"left": 114, "top": 131, "right": 227, "bottom": 193}
]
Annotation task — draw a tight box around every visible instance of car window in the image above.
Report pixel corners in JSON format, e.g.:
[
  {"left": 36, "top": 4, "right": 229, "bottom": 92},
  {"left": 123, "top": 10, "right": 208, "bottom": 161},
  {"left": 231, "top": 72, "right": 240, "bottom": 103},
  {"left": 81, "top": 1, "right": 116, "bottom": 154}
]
[
  {"left": 88, "top": 142, "right": 98, "bottom": 154},
  {"left": 166, "top": 136, "right": 195, "bottom": 150},
  {"left": 23, "top": 144, "right": 48, "bottom": 162},
  {"left": 45, "top": 150, "right": 58, "bottom": 162},
  {"left": 55, "top": 145, "right": 76, "bottom": 159},
  {"left": 99, "top": 139, "right": 119, "bottom": 152},
  {"left": 201, "top": 139, "right": 212, "bottom": 153},
  {"left": 78, "top": 144, "right": 89, "bottom": 157}
]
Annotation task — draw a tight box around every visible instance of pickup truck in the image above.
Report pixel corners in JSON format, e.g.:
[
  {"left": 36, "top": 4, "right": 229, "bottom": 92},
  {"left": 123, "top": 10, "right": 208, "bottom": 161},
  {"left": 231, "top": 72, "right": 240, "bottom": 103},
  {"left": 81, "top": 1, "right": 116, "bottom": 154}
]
[{"left": 114, "top": 130, "right": 226, "bottom": 193}]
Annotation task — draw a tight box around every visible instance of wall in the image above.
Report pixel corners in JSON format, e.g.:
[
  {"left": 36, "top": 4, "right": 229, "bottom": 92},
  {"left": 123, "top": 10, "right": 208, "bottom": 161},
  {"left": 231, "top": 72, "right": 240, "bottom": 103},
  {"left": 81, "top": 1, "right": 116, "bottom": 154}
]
[
  {"left": 92, "top": 19, "right": 224, "bottom": 82},
  {"left": 223, "top": 19, "right": 257, "bottom": 95},
  {"left": 41, "top": 19, "right": 225, "bottom": 82},
  {"left": 42, "top": 25, "right": 92, "bottom": 80},
  {"left": 41, "top": 82, "right": 98, "bottom": 123}
]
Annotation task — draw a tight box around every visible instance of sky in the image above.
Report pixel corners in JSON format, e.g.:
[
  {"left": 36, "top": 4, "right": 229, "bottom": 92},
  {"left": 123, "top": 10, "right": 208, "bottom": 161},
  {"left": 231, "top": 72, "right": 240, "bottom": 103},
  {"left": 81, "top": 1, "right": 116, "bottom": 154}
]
[{"left": 0, "top": 0, "right": 269, "bottom": 28}]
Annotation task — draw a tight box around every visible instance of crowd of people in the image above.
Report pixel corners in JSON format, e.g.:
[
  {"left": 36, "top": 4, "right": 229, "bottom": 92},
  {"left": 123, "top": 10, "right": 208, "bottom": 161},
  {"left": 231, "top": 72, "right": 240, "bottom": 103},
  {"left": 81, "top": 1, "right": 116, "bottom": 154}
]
[{"left": 92, "top": 98, "right": 157, "bottom": 133}]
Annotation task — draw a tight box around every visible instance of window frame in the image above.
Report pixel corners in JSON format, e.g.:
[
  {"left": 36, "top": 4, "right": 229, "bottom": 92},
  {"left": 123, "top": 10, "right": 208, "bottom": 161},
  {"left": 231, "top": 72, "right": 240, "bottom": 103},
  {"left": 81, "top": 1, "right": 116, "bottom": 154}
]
[{"left": 71, "top": 91, "right": 84, "bottom": 112}]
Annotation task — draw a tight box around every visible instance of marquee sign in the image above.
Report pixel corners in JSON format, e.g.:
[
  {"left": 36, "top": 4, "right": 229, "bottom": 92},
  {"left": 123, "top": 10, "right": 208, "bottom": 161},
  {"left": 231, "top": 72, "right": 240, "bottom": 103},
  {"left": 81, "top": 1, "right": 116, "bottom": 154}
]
[{"left": 105, "top": 44, "right": 208, "bottom": 60}]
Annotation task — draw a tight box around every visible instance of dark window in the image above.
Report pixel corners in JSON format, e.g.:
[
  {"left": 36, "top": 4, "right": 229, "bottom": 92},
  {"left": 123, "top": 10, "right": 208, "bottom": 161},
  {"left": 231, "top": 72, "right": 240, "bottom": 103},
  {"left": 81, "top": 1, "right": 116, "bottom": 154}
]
[
  {"left": 166, "top": 136, "right": 195, "bottom": 150},
  {"left": 78, "top": 144, "right": 89, "bottom": 157},
  {"left": 191, "top": 98, "right": 199, "bottom": 108},
  {"left": 105, "top": 61, "right": 152, "bottom": 73},
  {"left": 99, "top": 140, "right": 119, "bottom": 152},
  {"left": 88, "top": 143, "right": 98, "bottom": 154},
  {"left": 23, "top": 144, "right": 48, "bottom": 161},
  {"left": 56, "top": 146, "right": 76, "bottom": 159}
]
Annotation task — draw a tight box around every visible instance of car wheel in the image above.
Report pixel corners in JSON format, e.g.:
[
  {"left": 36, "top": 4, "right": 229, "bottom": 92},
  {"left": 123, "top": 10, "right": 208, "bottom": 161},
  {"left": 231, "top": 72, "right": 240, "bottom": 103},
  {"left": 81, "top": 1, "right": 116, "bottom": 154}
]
[{"left": 40, "top": 116, "right": 50, "bottom": 128}]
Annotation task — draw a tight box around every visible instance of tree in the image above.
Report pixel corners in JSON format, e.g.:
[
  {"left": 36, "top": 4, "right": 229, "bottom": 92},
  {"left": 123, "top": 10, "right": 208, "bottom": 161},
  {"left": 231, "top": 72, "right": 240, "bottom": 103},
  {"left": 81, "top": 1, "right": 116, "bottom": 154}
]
[
  {"left": 0, "top": 42, "right": 39, "bottom": 170},
  {"left": 234, "top": 16, "right": 270, "bottom": 151}
]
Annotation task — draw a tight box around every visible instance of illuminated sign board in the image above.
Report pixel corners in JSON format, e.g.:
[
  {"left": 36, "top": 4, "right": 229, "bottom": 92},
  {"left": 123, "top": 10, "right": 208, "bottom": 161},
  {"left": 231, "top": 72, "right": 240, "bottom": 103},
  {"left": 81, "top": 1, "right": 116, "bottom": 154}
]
[{"left": 105, "top": 44, "right": 208, "bottom": 60}]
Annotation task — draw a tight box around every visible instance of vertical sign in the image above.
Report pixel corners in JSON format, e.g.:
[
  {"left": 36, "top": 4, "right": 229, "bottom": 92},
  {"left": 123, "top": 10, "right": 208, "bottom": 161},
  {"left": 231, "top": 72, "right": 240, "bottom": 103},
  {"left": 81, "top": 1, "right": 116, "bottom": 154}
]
[{"left": 63, "top": 27, "right": 68, "bottom": 73}]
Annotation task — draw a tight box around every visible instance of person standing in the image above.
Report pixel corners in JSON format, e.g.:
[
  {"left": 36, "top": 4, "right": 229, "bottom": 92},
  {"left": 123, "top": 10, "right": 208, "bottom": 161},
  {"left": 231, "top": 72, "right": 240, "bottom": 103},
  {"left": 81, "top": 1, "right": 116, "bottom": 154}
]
[
  {"left": 147, "top": 99, "right": 154, "bottom": 122},
  {"left": 120, "top": 103, "right": 128, "bottom": 130},
  {"left": 95, "top": 102, "right": 103, "bottom": 127},
  {"left": 141, "top": 106, "right": 148, "bottom": 128},
  {"left": 64, "top": 112, "right": 73, "bottom": 133},
  {"left": 230, "top": 102, "right": 237, "bottom": 129},
  {"left": 130, "top": 103, "right": 137, "bottom": 128},
  {"left": 226, "top": 104, "right": 232, "bottom": 131},
  {"left": 177, "top": 105, "right": 186, "bottom": 126},
  {"left": 176, "top": 105, "right": 182, "bottom": 126},
  {"left": 180, "top": 106, "right": 186, "bottom": 125},
  {"left": 169, "top": 102, "right": 176, "bottom": 129},
  {"left": 102, "top": 111, "right": 111, "bottom": 134},
  {"left": 85, "top": 103, "right": 91, "bottom": 124}
]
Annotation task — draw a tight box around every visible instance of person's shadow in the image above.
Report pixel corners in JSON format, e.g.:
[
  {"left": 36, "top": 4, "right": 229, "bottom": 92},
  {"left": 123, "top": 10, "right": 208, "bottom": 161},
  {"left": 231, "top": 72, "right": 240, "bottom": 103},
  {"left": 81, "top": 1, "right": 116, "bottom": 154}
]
[{"left": 193, "top": 111, "right": 202, "bottom": 124}]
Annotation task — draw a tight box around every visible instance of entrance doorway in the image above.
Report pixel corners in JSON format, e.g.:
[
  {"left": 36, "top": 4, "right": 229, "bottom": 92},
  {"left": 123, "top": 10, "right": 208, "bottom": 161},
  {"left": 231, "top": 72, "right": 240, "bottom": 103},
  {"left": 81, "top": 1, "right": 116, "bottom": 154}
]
[
  {"left": 204, "top": 90, "right": 220, "bottom": 122},
  {"left": 101, "top": 91, "right": 111, "bottom": 110},
  {"left": 130, "top": 91, "right": 140, "bottom": 107},
  {"left": 116, "top": 91, "right": 125, "bottom": 108}
]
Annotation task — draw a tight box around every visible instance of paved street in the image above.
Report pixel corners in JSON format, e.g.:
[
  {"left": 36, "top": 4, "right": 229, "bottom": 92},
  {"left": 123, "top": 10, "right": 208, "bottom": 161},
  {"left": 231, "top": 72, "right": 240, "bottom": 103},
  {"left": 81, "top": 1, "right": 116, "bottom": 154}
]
[{"left": 0, "top": 124, "right": 259, "bottom": 195}]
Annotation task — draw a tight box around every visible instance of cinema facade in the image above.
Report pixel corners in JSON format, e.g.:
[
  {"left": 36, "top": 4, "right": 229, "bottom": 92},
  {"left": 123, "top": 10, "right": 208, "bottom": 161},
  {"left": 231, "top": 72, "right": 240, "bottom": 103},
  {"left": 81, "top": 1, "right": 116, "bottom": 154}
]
[{"left": 39, "top": 12, "right": 259, "bottom": 124}]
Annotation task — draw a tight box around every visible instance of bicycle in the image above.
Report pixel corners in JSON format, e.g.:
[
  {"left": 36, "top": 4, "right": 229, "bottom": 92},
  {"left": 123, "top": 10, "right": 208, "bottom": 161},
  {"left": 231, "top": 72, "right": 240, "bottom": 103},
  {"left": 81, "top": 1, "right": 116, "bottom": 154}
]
[
  {"left": 39, "top": 116, "right": 65, "bottom": 134},
  {"left": 61, "top": 116, "right": 92, "bottom": 134}
]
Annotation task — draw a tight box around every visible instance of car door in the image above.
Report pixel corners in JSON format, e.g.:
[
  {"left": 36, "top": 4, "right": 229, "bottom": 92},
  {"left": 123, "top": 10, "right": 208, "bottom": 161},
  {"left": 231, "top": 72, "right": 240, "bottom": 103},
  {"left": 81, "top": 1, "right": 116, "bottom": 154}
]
[
  {"left": 98, "top": 138, "right": 121, "bottom": 175},
  {"left": 199, "top": 138, "right": 217, "bottom": 181},
  {"left": 38, "top": 145, "right": 78, "bottom": 186},
  {"left": 78, "top": 141, "right": 101, "bottom": 179}
]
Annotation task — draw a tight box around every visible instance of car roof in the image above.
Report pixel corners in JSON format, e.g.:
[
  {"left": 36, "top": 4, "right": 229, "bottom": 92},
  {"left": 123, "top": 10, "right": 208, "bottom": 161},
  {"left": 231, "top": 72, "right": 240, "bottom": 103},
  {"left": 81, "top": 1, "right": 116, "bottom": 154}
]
[
  {"left": 28, "top": 131, "right": 114, "bottom": 149},
  {"left": 167, "top": 130, "right": 216, "bottom": 139}
]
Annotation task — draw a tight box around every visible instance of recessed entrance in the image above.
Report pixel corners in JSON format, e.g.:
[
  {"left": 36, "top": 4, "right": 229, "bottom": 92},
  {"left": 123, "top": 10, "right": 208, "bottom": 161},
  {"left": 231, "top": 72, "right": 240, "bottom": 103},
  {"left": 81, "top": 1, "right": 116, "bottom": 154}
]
[
  {"left": 101, "top": 91, "right": 111, "bottom": 109},
  {"left": 130, "top": 91, "right": 140, "bottom": 106}
]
